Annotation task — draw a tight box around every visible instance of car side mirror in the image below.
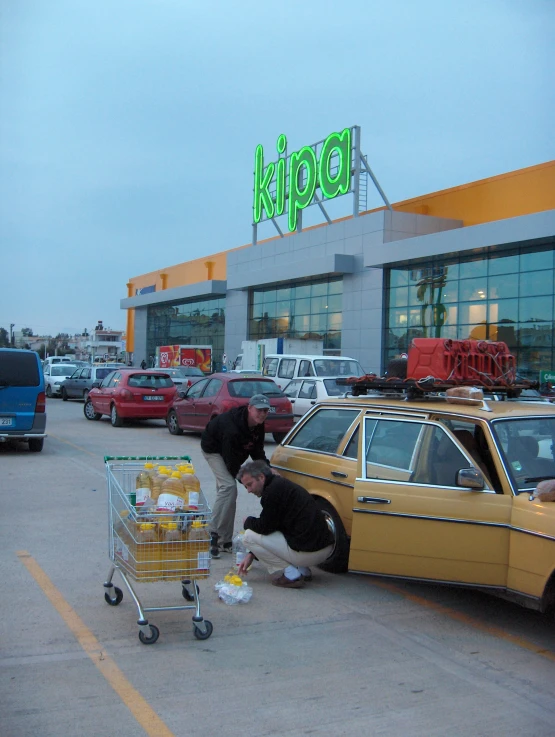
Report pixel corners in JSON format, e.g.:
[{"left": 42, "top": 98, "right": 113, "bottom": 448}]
[
  {"left": 457, "top": 468, "right": 485, "bottom": 490},
  {"left": 178, "top": 389, "right": 188, "bottom": 399}
]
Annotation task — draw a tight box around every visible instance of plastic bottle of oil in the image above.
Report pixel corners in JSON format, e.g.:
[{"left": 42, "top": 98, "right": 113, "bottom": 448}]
[
  {"left": 155, "top": 472, "right": 185, "bottom": 518},
  {"left": 135, "top": 467, "right": 153, "bottom": 509},
  {"left": 160, "top": 521, "right": 186, "bottom": 579},
  {"left": 135, "top": 522, "right": 159, "bottom": 580},
  {"left": 189, "top": 520, "right": 210, "bottom": 572},
  {"left": 150, "top": 466, "right": 171, "bottom": 504},
  {"left": 181, "top": 464, "right": 201, "bottom": 510}
]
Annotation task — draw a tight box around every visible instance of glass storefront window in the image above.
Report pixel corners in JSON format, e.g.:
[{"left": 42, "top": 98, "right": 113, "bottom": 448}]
[{"left": 385, "top": 246, "right": 555, "bottom": 377}]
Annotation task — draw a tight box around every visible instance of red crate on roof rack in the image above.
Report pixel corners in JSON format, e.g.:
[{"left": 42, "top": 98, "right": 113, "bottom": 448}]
[{"left": 406, "top": 338, "right": 516, "bottom": 385}]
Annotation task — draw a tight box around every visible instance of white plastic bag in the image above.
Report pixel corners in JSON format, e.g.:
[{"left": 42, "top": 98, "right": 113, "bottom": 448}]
[{"left": 215, "top": 573, "right": 253, "bottom": 605}]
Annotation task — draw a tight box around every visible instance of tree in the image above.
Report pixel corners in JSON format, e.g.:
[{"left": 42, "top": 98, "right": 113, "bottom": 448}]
[
  {"left": 0, "top": 327, "right": 9, "bottom": 347},
  {"left": 21, "top": 327, "right": 34, "bottom": 337}
]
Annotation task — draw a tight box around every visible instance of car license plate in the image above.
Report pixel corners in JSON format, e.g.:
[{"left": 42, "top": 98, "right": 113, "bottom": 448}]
[
  {"left": 143, "top": 395, "right": 164, "bottom": 401},
  {"left": 0, "top": 417, "right": 14, "bottom": 426},
  {"left": 268, "top": 406, "right": 276, "bottom": 413}
]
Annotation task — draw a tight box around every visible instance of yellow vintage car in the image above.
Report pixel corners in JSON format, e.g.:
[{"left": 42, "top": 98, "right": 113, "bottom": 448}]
[{"left": 270, "top": 392, "right": 555, "bottom": 614}]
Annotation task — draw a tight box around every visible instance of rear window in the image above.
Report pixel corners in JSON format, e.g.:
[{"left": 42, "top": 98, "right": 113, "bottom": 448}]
[
  {"left": 313, "top": 359, "right": 364, "bottom": 377},
  {"left": 227, "top": 380, "right": 285, "bottom": 398},
  {"left": 0, "top": 352, "right": 40, "bottom": 387},
  {"left": 95, "top": 368, "right": 113, "bottom": 380},
  {"left": 128, "top": 373, "right": 174, "bottom": 388},
  {"left": 51, "top": 365, "right": 77, "bottom": 377}
]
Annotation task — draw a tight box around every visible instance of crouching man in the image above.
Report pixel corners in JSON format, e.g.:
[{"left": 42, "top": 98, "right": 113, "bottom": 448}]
[{"left": 236, "top": 460, "right": 334, "bottom": 588}]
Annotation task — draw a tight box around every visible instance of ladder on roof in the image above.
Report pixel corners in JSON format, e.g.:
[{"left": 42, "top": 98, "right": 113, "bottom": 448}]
[{"left": 358, "top": 170, "right": 368, "bottom": 213}]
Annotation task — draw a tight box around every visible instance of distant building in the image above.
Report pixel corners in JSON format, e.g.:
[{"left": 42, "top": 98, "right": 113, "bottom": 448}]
[{"left": 85, "top": 321, "right": 124, "bottom": 362}]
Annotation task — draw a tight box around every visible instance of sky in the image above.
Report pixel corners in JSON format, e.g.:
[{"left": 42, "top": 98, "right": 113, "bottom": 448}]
[{"left": 1, "top": 0, "right": 553, "bottom": 338}]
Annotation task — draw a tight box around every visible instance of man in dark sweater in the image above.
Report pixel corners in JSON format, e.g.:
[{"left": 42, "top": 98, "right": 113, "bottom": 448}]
[
  {"left": 236, "top": 460, "right": 334, "bottom": 588},
  {"left": 201, "top": 395, "right": 272, "bottom": 558}
]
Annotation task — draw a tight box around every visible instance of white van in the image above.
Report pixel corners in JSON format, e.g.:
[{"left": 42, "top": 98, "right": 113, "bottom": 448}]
[{"left": 262, "top": 354, "right": 365, "bottom": 391}]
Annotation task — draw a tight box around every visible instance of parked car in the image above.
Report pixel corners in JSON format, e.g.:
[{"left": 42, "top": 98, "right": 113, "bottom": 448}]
[
  {"left": 0, "top": 348, "right": 46, "bottom": 452},
  {"left": 262, "top": 354, "right": 365, "bottom": 390},
  {"left": 60, "top": 364, "right": 124, "bottom": 402},
  {"left": 166, "top": 372, "right": 294, "bottom": 442},
  {"left": 150, "top": 366, "right": 205, "bottom": 388},
  {"left": 84, "top": 369, "right": 177, "bottom": 427},
  {"left": 283, "top": 377, "right": 348, "bottom": 421},
  {"left": 270, "top": 388, "right": 555, "bottom": 615},
  {"left": 43, "top": 363, "right": 79, "bottom": 397}
]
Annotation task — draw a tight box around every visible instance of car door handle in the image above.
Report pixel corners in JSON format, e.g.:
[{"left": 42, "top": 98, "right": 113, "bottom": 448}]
[
  {"left": 357, "top": 496, "right": 391, "bottom": 504},
  {"left": 331, "top": 471, "right": 348, "bottom": 478},
  {"left": 310, "top": 401, "right": 316, "bottom": 405}
]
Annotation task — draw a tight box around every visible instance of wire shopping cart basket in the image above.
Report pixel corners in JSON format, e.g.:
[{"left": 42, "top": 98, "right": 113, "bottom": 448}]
[{"left": 103, "top": 455, "right": 213, "bottom": 645}]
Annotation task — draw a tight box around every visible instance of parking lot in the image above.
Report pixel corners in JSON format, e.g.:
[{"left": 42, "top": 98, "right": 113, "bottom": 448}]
[{"left": 2, "top": 398, "right": 555, "bottom": 737}]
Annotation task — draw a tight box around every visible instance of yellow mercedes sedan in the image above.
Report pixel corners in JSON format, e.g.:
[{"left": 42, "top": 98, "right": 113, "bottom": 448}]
[{"left": 270, "top": 391, "right": 555, "bottom": 614}]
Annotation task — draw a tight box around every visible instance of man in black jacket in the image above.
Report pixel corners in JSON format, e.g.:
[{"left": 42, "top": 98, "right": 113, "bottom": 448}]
[
  {"left": 236, "top": 460, "right": 334, "bottom": 588},
  {"left": 201, "top": 395, "right": 272, "bottom": 558}
]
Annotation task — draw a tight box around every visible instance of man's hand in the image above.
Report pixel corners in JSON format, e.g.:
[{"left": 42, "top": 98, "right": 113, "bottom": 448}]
[{"left": 237, "top": 552, "right": 254, "bottom": 576}]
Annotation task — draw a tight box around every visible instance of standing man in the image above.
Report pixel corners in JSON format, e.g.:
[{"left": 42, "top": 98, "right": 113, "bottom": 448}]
[
  {"left": 201, "top": 395, "right": 272, "bottom": 558},
  {"left": 236, "top": 460, "right": 334, "bottom": 588},
  {"left": 140, "top": 359, "right": 147, "bottom": 369}
]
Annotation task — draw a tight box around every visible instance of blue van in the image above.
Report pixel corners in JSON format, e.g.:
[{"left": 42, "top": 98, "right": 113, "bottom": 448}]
[{"left": 0, "top": 349, "right": 47, "bottom": 452}]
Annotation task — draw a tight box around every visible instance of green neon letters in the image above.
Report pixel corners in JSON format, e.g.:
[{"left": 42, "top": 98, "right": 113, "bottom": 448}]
[{"left": 253, "top": 127, "right": 352, "bottom": 231}]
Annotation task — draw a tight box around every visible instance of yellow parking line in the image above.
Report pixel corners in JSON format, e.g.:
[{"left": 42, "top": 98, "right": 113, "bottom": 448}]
[
  {"left": 372, "top": 579, "right": 555, "bottom": 662},
  {"left": 48, "top": 433, "right": 98, "bottom": 458},
  {"left": 16, "top": 551, "right": 176, "bottom": 737}
]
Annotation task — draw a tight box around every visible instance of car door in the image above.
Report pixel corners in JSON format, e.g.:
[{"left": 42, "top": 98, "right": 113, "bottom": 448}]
[
  {"left": 192, "top": 378, "right": 223, "bottom": 429},
  {"left": 283, "top": 380, "right": 302, "bottom": 420},
  {"left": 95, "top": 372, "right": 120, "bottom": 414},
  {"left": 174, "top": 378, "right": 210, "bottom": 430},
  {"left": 349, "top": 414, "right": 512, "bottom": 586},
  {"left": 78, "top": 367, "right": 92, "bottom": 397},
  {"left": 294, "top": 380, "right": 318, "bottom": 419}
]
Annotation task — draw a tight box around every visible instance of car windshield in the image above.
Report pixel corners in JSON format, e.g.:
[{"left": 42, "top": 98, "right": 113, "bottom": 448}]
[
  {"left": 491, "top": 416, "right": 555, "bottom": 493},
  {"left": 313, "top": 359, "right": 364, "bottom": 377},
  {"left": 52, "top": 365, "right": 77, "bottom": 377},
  {"left": 227, "top": 379, "right": 285, "bottom": 398},
  {"left": 323, "top": 379, "right": 347, "bottom": 396}
]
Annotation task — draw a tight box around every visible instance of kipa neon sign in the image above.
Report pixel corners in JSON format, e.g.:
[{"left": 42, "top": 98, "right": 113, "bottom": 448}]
[{"left": 253, "top": 127, "right": 353, "bottom": 232}]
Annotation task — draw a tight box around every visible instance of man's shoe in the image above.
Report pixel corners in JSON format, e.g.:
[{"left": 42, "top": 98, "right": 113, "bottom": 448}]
[
  {"left": 301, "top": 573, "right": 313, "bottom": 582},
  {"left": 210, "top": 532, "right": 220, "bottom": 558},
  {"left": 271, "top": 574, "right": 304, "bottom": 589},
  {"left": 210, "top": 546, "right": 221, "bottom": 559},
  {"left": 221, "top": 542, "right": 233, "bottom": 554}
]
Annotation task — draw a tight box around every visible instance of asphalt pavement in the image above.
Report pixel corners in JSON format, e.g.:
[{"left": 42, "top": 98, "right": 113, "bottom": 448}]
[{"left": 1, "top": 398, "right": 555, "bottom": 737}]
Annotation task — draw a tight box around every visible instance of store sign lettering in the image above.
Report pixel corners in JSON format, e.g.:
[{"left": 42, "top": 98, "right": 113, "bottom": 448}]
[{"left": 253, "top": 128, "right": 352, "bottom": 232}]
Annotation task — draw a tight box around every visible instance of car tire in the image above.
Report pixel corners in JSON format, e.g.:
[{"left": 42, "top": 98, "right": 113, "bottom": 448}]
[
  {"left": 167, "top": 410, "right": 183, "bottom": 435},
  {"left": 314, "top": 497, "right": 350, "bottom": 574},
  {"left": 83, "top": 399, "right": 101, "bottom": 421},
  {"left": 83, "top": 389, "right": 89, "bottom": 403},
  {"left": 62, "top": 388, "right": 68, "bottom": 401},
  {"left": 110, "top": 404, "right": 124, "bottom": 427},
  {"left": 28, "top": 438, "right": 44, "bottom": 452},
  {"left": 272, "top": 432, "right": 287, "bottom": 444},
  {"left": 45, "top": 384, "right": 52, "bottom": 398}
]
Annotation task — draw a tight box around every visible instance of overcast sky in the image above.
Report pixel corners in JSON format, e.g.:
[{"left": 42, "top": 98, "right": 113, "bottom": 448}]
[{"left": 1, "top": 0, "right": 553, "bottom": 338}]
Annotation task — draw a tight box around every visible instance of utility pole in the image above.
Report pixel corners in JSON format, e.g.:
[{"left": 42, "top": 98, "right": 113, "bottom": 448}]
[{"left": 10, "top": 323, "right": 15, "bottom": 347}]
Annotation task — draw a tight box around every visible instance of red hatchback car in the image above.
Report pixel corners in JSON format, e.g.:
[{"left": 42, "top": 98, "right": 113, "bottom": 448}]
[
  {"left": 84, "top": 369, "right": 177, "bottom": 427},
  {"left": 166, "top": 373, "right": 294, "bottom": 442}
]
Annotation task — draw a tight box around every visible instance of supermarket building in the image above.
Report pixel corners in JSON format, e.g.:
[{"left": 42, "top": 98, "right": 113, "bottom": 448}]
[{"left": 121, "top": 127, "right": 555, "bottom": 379}]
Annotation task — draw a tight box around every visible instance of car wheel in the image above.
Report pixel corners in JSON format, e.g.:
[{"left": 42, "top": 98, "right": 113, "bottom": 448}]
[
  {"left": 83, "top": 389, "right": 89, "bottom": 402},
  {"left": 314, "top": 497, "right": 350, "bottom": 574},
  {"left": 272, "top": 432, "right": 287, "bottom": 444},
  {"left": 83, "top": 399, "right": 101, "bottom": 421},
  {"left": 45, "top": 384, "right": 52, "bottom": 398},
  {"left": 29, "top": 438, "right": 44, "bottom": 452},
  {"left": 110, "top": 403, "right": 124, "bottom": 427},
  {"left": 62, "top": 388, "right": 68, "bottom": 401},
  {"left": 167, "top": 410, "right": 183, "bottom": 435}
]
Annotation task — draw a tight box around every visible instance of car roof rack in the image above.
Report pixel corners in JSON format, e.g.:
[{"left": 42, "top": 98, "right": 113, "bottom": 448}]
[{"left": 336, "top": 376, "right": 539, "bottom": 402}]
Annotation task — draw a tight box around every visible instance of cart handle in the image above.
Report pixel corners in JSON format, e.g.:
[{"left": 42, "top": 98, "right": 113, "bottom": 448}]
[{"left": 104, "top": 455, "right": 192, "bottom": 462}]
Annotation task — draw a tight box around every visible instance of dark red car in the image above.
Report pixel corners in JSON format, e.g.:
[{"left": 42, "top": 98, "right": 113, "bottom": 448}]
[
  {"left": 166, "top": 373, "right": 294, "bottom": 442},
  {"left": 84, "top": 369, "right": 177, "bottom": 427}
]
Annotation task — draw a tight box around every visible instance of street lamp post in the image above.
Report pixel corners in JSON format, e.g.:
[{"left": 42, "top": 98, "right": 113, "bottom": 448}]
[{"left": 10, "top": 323, "right": 15, "bottom": 347}]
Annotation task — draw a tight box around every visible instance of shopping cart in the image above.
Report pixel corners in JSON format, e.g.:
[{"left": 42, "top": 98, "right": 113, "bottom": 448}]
[{"left": 103, "top": 455, "right": 213, "bottom": 645}]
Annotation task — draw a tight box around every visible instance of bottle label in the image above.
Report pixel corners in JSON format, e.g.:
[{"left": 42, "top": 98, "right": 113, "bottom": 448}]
[
  {"left": 156, "top": 493, "right": 184, "bottom": 512},
  {"left": 136, "top": 486, "right": 151, "bottom": 506},
  {"left": 188, "top": 491, "right": 200, "bottom": 510},
  {"left": 198, "top": 551, "right": 210, "bottom": 571}
]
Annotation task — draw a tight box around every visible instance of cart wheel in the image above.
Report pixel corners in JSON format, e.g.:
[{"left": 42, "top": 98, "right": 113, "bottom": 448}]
[
  {"left": 182, "top": 582, "right": 200, "bottom": 601},
  {"left": 138, "top": 624, "right": 160, "bottom": 645},
  {"left": 104, "top": 587, "right": 123, "bottom": 606},
  {"left": 193, "top": 620, "right": 213, "bottom": 640}
]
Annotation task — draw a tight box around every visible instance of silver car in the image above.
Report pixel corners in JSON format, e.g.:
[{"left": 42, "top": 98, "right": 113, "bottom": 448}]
[
  {"left": 60, "top": 364, "right": 124, "bottom": 401},
  {"left": 44, "top": 364, "right": 79, "bottom": 398}
]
